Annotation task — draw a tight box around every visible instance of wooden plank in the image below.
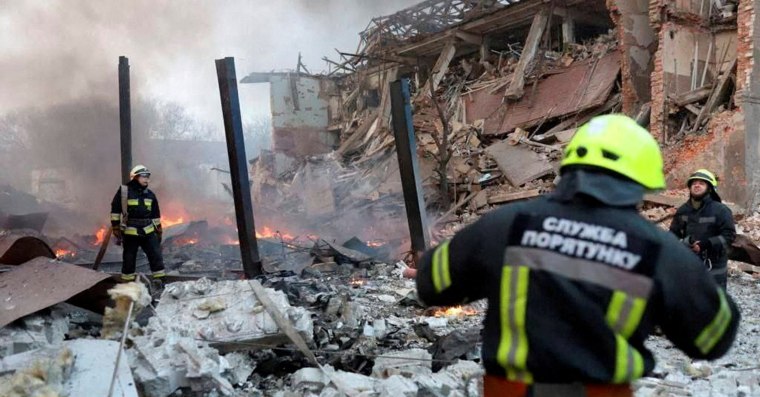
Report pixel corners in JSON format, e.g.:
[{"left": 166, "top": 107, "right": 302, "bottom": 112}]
[
  {"left": 504, "top": 7, "right": 550, "bottom": 100},
  {"left": 643, "top": 193, "right": 685, "bottom": 207},
  {"left": 691, "top": 58, "right": 736, "bottom": 133},
  {"left": 419, "top": 40, "right": 457, "bottom": 96},
  {"left": 488, "top": 188, "right": 543, "bottom": 204},
  {"left": 672, "top": 85, "right": 712, "bottom": 107}
]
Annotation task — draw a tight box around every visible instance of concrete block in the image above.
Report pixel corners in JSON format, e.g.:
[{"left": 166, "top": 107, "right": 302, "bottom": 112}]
[
  {"left": 372, "top": 348, "right": 432, "bottom": 378},
  {"left": 222, "top": 352, "right": 255, "bottom": 385},
  {"left": 323, "top": 365, "right": 377, "bottom": 394},
  {"left": 292, "top": 367, "right": 329, "bottom": 391},
  {"left": 0, "top": 339, "right": 138, "bottom": 397},
  {"left": 155, "top": 279, "right": 313, "bottom": 352},
  {"left": 378, "top": 374, "right": 419, "bottom": 396},
  {"left": 0, "top": 306, "right": 68, "bottom": 356}
]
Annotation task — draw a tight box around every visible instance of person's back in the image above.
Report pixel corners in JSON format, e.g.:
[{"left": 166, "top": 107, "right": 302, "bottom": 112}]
[{"left": 416, "top": 115, "right": 740, "bottom": 397}]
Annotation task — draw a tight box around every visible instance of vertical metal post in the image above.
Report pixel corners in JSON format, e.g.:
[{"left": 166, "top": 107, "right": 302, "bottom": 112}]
[
  {"left": 215, "top": 57, "right": 262, "bottom": 278},
  {"left": 390, "top": 78, "right": 430, "bottom": 261},
  {"left": 118, "top": 56, "right": 132, "bottom": 185}
]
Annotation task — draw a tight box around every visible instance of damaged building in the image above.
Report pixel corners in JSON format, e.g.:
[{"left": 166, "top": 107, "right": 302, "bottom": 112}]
[{"left": 2, "top": 0, "right": 760, "bottom": 396}]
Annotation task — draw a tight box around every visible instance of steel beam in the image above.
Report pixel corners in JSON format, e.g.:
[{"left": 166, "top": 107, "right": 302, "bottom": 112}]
[
  {"left": 390, "top": 78, "right": 430, "bottom": 261},
  {"left": 215, "top": 57, "right": 262, "bottom": 278},
  {"left": 118, "top": 56, "right": 132, "bottom": 185}
]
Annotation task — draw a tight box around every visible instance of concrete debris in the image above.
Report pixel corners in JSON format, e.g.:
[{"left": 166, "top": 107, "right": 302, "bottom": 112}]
[
  {"left": 154, "top": 278, "right": 313, "bottom": 350},
  {"left": 372, "top": 348, "right": 432, "bottom": 378},
  {"left": 0, "top": 306, "right": 69, "bottom": 357}
]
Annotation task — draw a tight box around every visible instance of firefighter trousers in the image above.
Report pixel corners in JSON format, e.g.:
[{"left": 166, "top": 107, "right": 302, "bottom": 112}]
[{"left": 122, "top": 233, "right": 165, "bottom": 278}]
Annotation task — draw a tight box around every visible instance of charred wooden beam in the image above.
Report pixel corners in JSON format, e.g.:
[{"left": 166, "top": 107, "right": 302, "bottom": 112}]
[
  {"left": 420, "top": 40, "right": 457, "bottom": 96},
  {"left": 504, "top": 7, "right": 550, "bottom": 100},
  {"left": 118, "top": 56, "right": 132, "bottom": 185},
  {"left": 215, "top": 57, "right": 262, "bottom": 278},
  {"left": 390, "top": 78, "right": 430, "bottom": 261}
]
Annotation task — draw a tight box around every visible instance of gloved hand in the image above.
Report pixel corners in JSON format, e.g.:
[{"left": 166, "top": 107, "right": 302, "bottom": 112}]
[
  {"left": 112, "top": 227, "right": 123, "bottom": 246},
  {"left": 696, "top": 239, "right": 712, "bottom": 253},
  {"left": 155, "top": 224, "right": 163, "bottom": 243}
]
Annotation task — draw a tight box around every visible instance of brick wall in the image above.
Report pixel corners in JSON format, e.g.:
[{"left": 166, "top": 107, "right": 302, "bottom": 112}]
[
  {"left": 736, "top": 0, "right": 755, "bottom": 105},
  {"left": 650, "top": 20, "right": 668, "bottom": 141}
]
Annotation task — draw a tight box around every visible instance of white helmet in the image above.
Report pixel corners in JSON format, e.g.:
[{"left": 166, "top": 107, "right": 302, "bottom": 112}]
[{"left": 129, "top": 165, "right": 151, "bottom": 179}]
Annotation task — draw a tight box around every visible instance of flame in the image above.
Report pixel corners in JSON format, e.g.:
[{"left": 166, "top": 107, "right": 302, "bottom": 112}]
[
  {"left": 433, "top": 305, "right": 478, "bottom": 318},
  {"left": 225, "top": 237, "right": 240, "bottom": 245},
  {"left": 255, "top": 226, "right": 294, "bottom": 240},
  {"left": 163, "top": 216, "right": 185, "bottom": 228},
  {"left": 173, "top": 237, "right": 198, "bottom": 246},
  {"left": 366, "top": 240, "right": 386, "bottom": 248},
  {"left": 55, "top": 248, "right": 74, "bottom": 258},
  {"left": 350, "top": 278, "right": 366, "bottom": 287},
  {"left": 94, "top": 227, "right": 108, "bottom": 245}
]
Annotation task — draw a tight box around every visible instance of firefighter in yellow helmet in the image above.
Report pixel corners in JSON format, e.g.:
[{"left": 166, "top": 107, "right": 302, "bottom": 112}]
[
  {"left": 110, "top": 165, "right": 166, "bottom": 284},
  {"left": 416, "top": 115, "right": 739, "bottom": 397},
  {"left": 669, "top": 169, "right": 736, "bottom": 288}
]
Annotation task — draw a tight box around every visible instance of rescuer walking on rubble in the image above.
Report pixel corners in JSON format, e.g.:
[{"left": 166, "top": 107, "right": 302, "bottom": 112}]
[
  {"left": 111, "top": 165, "right": 166, "bottom": 285},
  {"left": 416, "top": 115, "right": 740, "bottom": 397},
  {"left": 669, "top": 169, "right": 736, "bottom": 289}
]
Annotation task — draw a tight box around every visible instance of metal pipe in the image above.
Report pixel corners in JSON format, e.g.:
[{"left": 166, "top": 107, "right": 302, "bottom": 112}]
[
  {"left": 118, "top": 56, "right": 132, "bottom": 185},
  {"left": 390, "top": 78, "right": 430, "bottom": 262},
  {"left": 215, "top": 57, "right": 262, "bottom": 278}
]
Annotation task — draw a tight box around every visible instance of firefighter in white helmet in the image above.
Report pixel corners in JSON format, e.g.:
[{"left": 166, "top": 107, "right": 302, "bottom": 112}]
[{"left": 110, "top": 165, "right": 165, "bottom": 284}]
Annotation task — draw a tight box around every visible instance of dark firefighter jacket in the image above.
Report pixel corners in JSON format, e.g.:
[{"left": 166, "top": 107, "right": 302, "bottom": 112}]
[
  {"left": 417, "top": 169, "right": 740, "bottom": 384},
  {"left": 110, "top": 180, "right": 162, "bottom": 236},
  {"left": 669, "top": 195, "right": 735, "bottom": 267}
]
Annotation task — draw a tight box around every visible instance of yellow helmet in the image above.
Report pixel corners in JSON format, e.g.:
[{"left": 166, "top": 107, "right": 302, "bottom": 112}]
[
  {"left": 560, "top": 114, "right": 665, "bottom": 190},
  {"left": 687, "top": 169, "right": 718, "bottom": 188},
  {"left": 129, "top": 165, "right": 151, "bottom": 179}
]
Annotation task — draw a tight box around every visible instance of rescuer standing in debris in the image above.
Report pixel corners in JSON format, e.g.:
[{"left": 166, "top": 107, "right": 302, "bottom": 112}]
[
  {"left": 669, "top": 169, "right": 736, "bottom": 289},
  {"left": 111, "top": 165, "right": 166, "bottom": 285},
  {"left": 416, "top": 115, "right": 740, "bottom": 397}
]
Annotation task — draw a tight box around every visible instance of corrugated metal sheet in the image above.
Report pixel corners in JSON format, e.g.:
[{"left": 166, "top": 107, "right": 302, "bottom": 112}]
[
  {"left": 465, "top": 52, "right": 621, "bottom": 135},
  {"left": 0, "top": 234, "right": 55, "bottom": 265},
  {"left": 0, "top": 258, "right": 109, "bottom": 327}
]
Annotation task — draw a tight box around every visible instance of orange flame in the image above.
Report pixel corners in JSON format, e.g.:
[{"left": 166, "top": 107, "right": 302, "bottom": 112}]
[
  {"left": 255, "top": 226, "right": 294, "bottom": 240},
  {"left": 55, "top": 248, "right": 74, "bottom": 258},
  {"left": 163, "top": 216, "right": 185, "bottom": 228},
  {"left": 366, "top": 240, "right": 386, "bottom": 248},
  {"left": 433, "top": 305, "right": 479, "bottom": 318},
  {"left": 94, "top": 227, "right": 108, "bottom": 245},
  {"left": 350, "top": 278, "right": 366, "bottom": 287},
  {"left": 175, "top": 237, "right": 198, "bottom": 246}
]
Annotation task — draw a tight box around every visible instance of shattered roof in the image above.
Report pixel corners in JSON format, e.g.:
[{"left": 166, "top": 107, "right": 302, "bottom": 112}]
[{"left": 361, "top": 0, "right": 521, "bottom": 45}]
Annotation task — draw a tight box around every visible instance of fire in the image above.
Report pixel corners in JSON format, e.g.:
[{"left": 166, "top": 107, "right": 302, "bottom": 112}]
[
  {"left": 94, "top": 227, "right": 108, "bottom": 245},
  {"left": 255, "top": 226, "right": 294, "bottom": 240},
  {"left": 350, "top": 278, "right": 366, "bottom": 287},
  {"left": 55, "top": 248, "right": 74, "bottom": 258},
  {"left": 433, "top": 305, "right": 479, "bottom": 318},
  {"left": 163, "top": 216, "right": 185, "bottom": 228},
  {"left": 174, "top": 237, "right": 198, "bottom": 246},
  {"left": 225, "top": 237, "right": 240, "bottom": 245},
  {"left": 366, "top": 240, "right": 386, "bottom": 248}
]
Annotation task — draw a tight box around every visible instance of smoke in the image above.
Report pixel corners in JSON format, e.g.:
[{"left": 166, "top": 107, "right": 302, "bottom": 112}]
[{"left": 0, "top": 0, "right": 419, "bottom": 238}]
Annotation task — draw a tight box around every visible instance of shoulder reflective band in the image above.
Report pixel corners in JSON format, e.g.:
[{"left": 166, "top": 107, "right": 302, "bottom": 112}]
[
  {"left": 111, "top": 213, "right": 121, "bottom": 221},
  {"left": 497, "top": 265, "right": 532, "bottom": 383},
  {"left": 613, "top": 334, "right": 644, "bottom": 383},
  {"left": 695, "top": 288, "right": 732, "bottom": 355},
  {"left": 606, "top": 291, "right": 647, "bottom": 339},
  {"left": 127, "top": 199, "right": 139, "bottom": 206},
  {"left": 144, "top": 198, "right": 153, "bottom": 210},
  {"left": 431, "top": 241, "right": 452, "bottom": 293}
]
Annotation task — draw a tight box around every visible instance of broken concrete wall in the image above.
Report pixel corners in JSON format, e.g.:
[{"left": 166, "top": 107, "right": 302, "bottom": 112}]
[
  {"left": 608, "top": 0, "right": 656, "bottom": 113},
  {"left": 242, "top": 73, "right": 340, "bottom": 157}
]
